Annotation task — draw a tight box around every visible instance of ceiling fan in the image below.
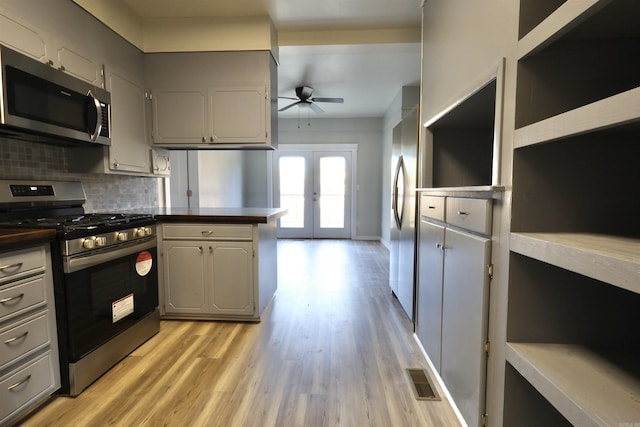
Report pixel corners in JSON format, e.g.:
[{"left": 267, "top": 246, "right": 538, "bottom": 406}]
[{"left": 278, "top": 86, "right": 344, "bottom": 113}]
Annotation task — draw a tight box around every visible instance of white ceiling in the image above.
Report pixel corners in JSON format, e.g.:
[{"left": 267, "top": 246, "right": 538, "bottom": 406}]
[{"left": 109, "top": 0, "right": 423, "bottom": 118}]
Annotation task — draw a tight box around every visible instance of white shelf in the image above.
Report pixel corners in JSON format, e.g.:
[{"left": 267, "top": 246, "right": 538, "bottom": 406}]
[
  {"left": 510, "top": 232, "right": 640, "bottom": 294},
  {"left": 506, "top": 342, "right": 640, "bottom": 427},
  {"left": 517, "top": 0, "right": 607, "bottom": 59},
  {"left": 514, "top": 87, "right": 640, "bottom": 148}
]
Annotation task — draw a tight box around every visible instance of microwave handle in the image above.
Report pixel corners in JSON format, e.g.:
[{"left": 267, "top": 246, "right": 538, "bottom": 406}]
[{"left": 86, "top": 91, "right": 103, "bottom": 142}]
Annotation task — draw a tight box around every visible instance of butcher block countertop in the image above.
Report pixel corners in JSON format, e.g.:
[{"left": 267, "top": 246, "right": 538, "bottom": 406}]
[
  {"left": 138, "top": 207, "right": 288, "bottom": 224},
  {"left": 0, "top": 228, "right": 57, "bottom": 251}
]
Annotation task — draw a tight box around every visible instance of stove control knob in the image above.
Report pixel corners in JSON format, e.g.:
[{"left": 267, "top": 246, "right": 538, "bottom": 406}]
[
  {"left": 133, "top": 228, "right": 143, "bottom": 238},
  {"left": 144, "top": 227, "right": 153, "bottom": 236},
  {"left": 117, "top": 232, "right": 128, "bottom": 241},
  {"left": 82, "top": 238, "right": 95, "bottom": 249},
  {"left": 95, "top": 236, "right": 107, "bottom": 247}
]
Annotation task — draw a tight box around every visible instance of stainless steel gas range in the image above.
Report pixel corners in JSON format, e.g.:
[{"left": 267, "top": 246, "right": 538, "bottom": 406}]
[{"left": 0, "top": 180, "right": 159, "bottom": 396}]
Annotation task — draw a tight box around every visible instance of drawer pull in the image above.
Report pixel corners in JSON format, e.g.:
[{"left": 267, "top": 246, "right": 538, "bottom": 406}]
[
  {"left": 7, "top": 375, "right": 31, "bottom": 391},
  {"left": 4, "top": 331, "right": 28, "bottom": 345},
  {"left": 428, "top": 206, "right": 436, "bottom": 209},
  {"left": 457, "top": 211, "right": 469, "bottom": 216},
  {"left": 0, "top": 262, "right": 23, "bottom": 273},
  {"left": 201, "top": 231, "right": 214, "bottom": 236},
  {"left": 0, "top": 293, "right": 25, "bottom": 305}
]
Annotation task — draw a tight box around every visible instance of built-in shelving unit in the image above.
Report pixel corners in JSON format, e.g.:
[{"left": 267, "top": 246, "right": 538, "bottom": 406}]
[
  {"left": 506, "top": 0, "right": 640, "bottom": 424},
  {"left": 422, "top": 60, "right": 504, "bottom": 189}
]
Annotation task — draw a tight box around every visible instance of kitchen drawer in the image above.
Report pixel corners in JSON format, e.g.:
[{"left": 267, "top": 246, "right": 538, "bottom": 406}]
[
  {"left": 0, "top": 246, "right": 45, "bottom": 283},
  {"left": 0, "top": 351, "right": 54, "bottom": 424},
  {"left": 446, "top": 197, "right": 493, "bottom": 235},
  {"left": 0, "top": 275, "right": 46, "bottom": 323},
  {"left": 0, "top": 312, "right": 49, "bottom": 370},
  {"left": 420, "top": 195, "right": 445, "bottom": 222},
  {"left": 162, "top": 224, "right": 253, "bottom": 241}
]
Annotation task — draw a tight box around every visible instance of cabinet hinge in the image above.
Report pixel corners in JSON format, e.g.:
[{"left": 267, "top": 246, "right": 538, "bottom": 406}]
[
  {"left": 186, "top": 189, "right": 193, "bottom": 197},
  {"left": 481, "top": 413, "right": 488, "bottom": 426},
  {"left": 484, "top": 340, "right": 490, "bottom": 355},
  {"left": 487, "top": 263, "right": 494, "bottom": 279}
]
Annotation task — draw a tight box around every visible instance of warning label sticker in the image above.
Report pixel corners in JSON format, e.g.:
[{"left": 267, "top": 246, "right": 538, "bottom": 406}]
[
  {"left": 112, "top": 293, "right": 134, "bottom": 323},
  {"left": 135, "top": 251, "right": 153, "bottom": 276}
]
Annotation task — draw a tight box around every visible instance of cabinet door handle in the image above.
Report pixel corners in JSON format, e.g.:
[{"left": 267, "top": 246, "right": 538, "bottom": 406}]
[
  {"left": 428, "top": 205, "right": 436, "bottom": 209},
  {"left": 436, "top": 243, "right": 447, "bottom": 250},
  {"left": 198, "top": 246, "right": 203, "bottom": 253},
  {"left": 201, "top": 136, "right": 206, "bottom": 143},
  {"left": 209, "top": 246, "right": 213, "bottom": 253},
  {"left": 0, "top": 293, "right": 24, "bottom": 304},
  {"left": 457, "top": 211, "right": 469, "bottom": 216},
  {"left": 0, "top": 262, "right": 23, "bottom": 272},
  {"left": 7, "top": 375, "right": 31, "bottom": 391},
  {"left": 201, "top": 231, "right": 214, "bottom": 236},
  {"left": 4, "top": 331, "right": 28, "bottom": 345}
]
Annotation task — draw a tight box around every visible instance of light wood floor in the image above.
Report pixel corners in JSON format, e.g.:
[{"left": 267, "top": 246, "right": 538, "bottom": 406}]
[{"left": 17, "top": 240, "right": 461, "bottom": 427}]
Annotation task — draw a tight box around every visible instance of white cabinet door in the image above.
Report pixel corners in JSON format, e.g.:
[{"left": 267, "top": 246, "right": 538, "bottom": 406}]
[
  {"left": 163, "top": 241, "right": 209, "bottom": 314},
  {"left": 54, "top": 43, "right": 102, "bottom": 86},
  {"left": 208, "top": 242, "right": 254, "bottom": 316},
  {"left": 105, "top": 65, "right": 151, "bottom": 174},
  {"left": 416, "top": 220, "right": 445, "bottom": 372},
  {"left": 209, "top": 86, "right": 267, "bottom": 144},
  {"left": 0, "top": 10, "right": 47, "bottom": 63},
  {"left": 441, "top": 228, "right": 491, "bottom": 427},
  {"left": 152, "top": 88, "right": 208, "bottom": 144}
]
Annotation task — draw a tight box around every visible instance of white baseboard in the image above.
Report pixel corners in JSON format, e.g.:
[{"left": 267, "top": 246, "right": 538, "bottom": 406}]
[
  {"left": 413, "top": 333, "right": 468, "bottom": 427},
  {"left": 353, "top": 235, "right": 382, "bottom": 241}
]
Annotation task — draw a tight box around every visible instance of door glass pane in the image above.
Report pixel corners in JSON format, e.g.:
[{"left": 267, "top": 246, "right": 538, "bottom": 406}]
[
  {"left": 279, "top": 157, "right": 305, "bottom": 228},
  {"left": 319, "top": 156, "right": 345, "bottom": 228}
]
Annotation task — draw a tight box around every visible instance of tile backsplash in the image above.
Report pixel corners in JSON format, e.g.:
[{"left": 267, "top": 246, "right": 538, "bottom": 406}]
[{"left": 0, "top": 138, "right": 160, "bottom": 212}]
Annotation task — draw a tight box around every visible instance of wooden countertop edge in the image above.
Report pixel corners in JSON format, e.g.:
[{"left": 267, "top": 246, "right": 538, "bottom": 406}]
[
  {"left": 153, "top": 209, "right": 288, "bottom": 224},
  {"left": 0, "top": 228, "right": 57, "bottom": 251}
]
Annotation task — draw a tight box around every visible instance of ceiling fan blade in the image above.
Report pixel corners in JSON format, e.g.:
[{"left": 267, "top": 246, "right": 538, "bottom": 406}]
[
  {"left": 309, "top": 102, "right": 324, "bottom": 113},
  {"left": 311, "top": 97, "right": 344, "bottom": 103},
  {"left": 279, "top": 101, "right": 300, "bottom": 112},
  {"left": 278, "top": 96, "right": 299, "bottom": 100}
]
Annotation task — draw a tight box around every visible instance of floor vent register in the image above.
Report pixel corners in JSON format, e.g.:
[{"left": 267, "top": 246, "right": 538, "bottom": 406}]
[{"left": 406, "top": 368, "right": 440, "bottom": 401}]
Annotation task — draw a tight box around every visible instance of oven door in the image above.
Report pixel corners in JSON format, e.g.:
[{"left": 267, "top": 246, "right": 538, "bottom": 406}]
[{"left": 61, "top": 237, "right": 158, "bottom": 361}]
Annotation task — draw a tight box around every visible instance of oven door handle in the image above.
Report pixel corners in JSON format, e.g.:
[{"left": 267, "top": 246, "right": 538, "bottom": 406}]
[{"left": 64, "top": 238, "right": 156, "bottom": 273}]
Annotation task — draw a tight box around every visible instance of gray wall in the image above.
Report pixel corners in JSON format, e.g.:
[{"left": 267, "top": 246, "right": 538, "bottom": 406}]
[{"left": 278, "top": 117, "right": 383, "bottom": 240}]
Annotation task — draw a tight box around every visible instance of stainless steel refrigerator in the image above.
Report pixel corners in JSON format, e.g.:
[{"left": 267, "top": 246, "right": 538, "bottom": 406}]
[{"left": 390, "top": 106, "right": 419, "bottom": 321}]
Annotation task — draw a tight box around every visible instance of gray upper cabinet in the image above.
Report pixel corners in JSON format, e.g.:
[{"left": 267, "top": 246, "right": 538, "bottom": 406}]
[
  {"left": 103, "top": 64, "right": 151, "bottom": 174},
  {"left": 68, "top": 64, "right": 155, "bottom": 176},
  {"left": 0, "top": 9, "right": 47, "bottom": 63},
  {"left": 52, "top": 43, "right": 103, "bottom": 87},
  {"left": 0, "top": 8, "right": 101, "bottom": 87},
  {"left": 151, "top": 88, "right": 208, "bottom": 144},
  {"left": 146, "top": 50, "right": 277, "bottom": 150},
  {"left": 209, "top": 86, "right": 267, "bottom": 144}
]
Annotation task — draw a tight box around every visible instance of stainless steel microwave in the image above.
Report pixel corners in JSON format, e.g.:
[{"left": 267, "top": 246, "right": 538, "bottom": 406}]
[{"left": 0, "top": 44, "right": 111, "bottom": 145}]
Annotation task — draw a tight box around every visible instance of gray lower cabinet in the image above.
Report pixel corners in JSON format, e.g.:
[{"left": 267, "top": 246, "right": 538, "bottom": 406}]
[
  {"left": 416, "top": 219, "right": 445, "bottom": 372},
  {"left": 0, "top": 244, "right": 60, "bottom": 425},
  {"left": 416, "top": 193, "right": 493, "bottom": 427},
  {"left": 160, "top": 223, "right": 259, "bottom": 319}
]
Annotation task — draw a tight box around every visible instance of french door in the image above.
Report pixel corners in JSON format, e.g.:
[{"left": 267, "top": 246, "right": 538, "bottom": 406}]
[{"left": 274, "top": 147, "right": 353, "bottom": 239}]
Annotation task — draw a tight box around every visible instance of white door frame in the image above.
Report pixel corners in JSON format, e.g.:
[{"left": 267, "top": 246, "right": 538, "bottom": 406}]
[{"left": 271, "top": 143, "right": 358, "bottom": 239}]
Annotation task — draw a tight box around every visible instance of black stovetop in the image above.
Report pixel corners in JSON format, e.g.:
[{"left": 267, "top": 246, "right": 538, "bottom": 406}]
[{"left": 0, "top": 212, "right": 155, "bottom": 239}]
